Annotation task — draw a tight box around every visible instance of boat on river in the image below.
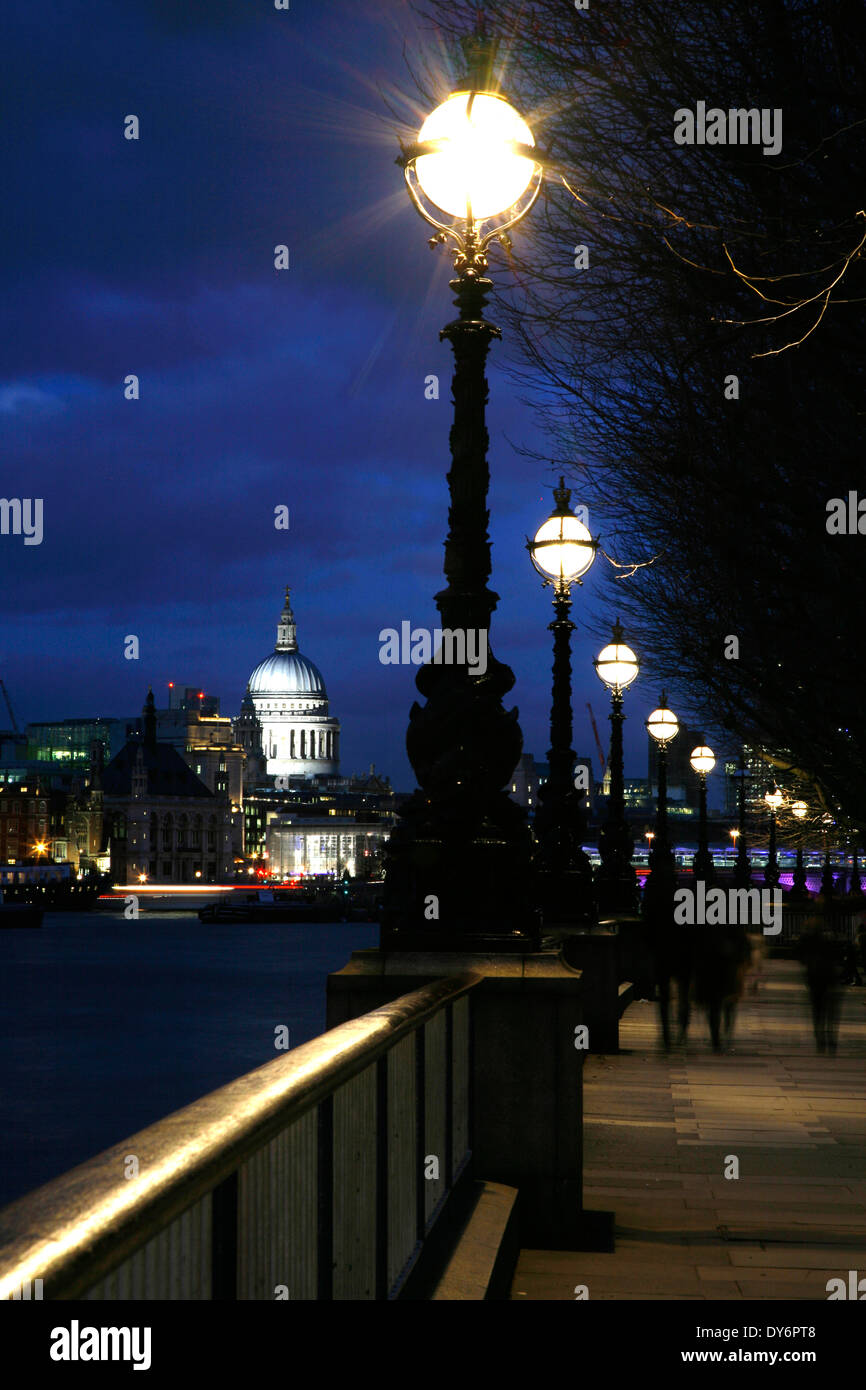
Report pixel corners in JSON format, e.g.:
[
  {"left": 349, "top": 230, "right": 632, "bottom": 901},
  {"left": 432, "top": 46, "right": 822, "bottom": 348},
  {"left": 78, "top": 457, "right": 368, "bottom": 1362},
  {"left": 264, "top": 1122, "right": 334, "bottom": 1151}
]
[{"left": 198, "top": 887, "right": 367, "bottom": 924}]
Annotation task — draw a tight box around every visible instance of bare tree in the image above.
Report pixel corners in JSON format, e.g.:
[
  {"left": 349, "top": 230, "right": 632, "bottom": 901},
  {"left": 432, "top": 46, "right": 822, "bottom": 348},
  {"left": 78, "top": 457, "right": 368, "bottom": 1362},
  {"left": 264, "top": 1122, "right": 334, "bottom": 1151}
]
[{"left": 410, "top": 0, "right": 866, "bottom": 828}]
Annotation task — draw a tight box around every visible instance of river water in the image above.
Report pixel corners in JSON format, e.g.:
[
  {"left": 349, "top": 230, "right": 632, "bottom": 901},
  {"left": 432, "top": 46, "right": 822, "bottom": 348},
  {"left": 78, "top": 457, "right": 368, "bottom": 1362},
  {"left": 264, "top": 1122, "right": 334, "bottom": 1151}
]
[{"left": 0, "top": 911, "right": 377, "bottom": 1208}]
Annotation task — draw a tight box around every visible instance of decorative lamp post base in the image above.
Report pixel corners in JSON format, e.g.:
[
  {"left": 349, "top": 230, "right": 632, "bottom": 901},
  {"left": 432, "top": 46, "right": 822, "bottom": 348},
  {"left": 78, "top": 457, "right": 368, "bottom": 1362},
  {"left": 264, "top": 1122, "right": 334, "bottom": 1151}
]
[
  {"left": 692, "top": 836, "right": 716, "bottom": 887},
  {"left": 821, "top": 854, "right": 835, "bottom": 899},
  {"left": 849, "top": 849, "right": 863, "bottom": 899},
  {"left": 596, "top": 824, "right": 639, "bottom": 917},
  {"left": 381, "top": 787, "right": 540, "bottom": 951},
  {"left": 790, "top": 846, "right": 810, "bottom": 901},
  {"left": 531, "top": 764, "right": 596, "bottom": 930},
  {"left": 534, "top": 867, "right": 596, "bottom": 931},
  {"left": 733, "top": 849, "right": 751, "bottom": 890}
]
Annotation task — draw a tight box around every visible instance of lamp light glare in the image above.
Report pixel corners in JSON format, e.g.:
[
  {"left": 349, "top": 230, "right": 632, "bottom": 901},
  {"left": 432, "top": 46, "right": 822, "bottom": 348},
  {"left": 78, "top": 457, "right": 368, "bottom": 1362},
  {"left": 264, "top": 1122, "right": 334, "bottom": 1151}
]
[{"left": 415, "top": 93, "right": 536, "bottom": 220}]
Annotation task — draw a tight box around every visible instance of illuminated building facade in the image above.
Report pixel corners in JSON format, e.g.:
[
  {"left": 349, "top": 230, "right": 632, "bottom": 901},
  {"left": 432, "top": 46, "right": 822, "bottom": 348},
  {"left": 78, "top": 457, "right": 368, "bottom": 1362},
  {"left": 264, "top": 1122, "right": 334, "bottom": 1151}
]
[
  {"left": 102, "top": 692, "right": 233, "bottom": 883},
  {"left": 245, "top": 588, "right": 340, "bottom": 780},
  {"left": 266, "top": 814, "right": 389, "bottom": 879}
]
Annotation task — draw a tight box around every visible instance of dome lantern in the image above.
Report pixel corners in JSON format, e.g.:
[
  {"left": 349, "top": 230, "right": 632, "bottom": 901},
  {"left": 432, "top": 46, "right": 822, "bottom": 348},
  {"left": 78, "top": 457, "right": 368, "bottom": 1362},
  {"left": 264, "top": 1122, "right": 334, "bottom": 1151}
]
[{"left": 276, "top": 586, "right": 298, "bottom": 653}]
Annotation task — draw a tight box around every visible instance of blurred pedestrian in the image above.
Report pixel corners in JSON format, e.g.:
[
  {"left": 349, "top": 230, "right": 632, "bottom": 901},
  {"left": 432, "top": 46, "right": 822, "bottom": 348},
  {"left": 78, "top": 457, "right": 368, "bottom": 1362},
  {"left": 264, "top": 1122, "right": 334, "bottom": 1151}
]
[
  {"left": 840, "top": 940, "right": 862, "bottom": 986},
  {"left": 643, "top": 866, "right": 692, "bottom": 1049},
  {"left": 745, "top": 931, "right": 767, "bottom": 996},
  {"left": 799, "top": 919, "right": 842, "bottom": 1053},
  {"left": 695, "top": 924, "right": 750, "bottom": 1052}
]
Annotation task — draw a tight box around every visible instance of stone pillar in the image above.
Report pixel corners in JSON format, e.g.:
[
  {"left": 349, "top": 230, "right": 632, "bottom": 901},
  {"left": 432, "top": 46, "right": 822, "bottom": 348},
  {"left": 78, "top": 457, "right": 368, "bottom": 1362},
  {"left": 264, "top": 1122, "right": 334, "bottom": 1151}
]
[
  {"left": 327, "top": 949, "right": 614, "bottom": 1252},
  {"left": 558, "top": 927, "right": 623, "bottom": 1053}
]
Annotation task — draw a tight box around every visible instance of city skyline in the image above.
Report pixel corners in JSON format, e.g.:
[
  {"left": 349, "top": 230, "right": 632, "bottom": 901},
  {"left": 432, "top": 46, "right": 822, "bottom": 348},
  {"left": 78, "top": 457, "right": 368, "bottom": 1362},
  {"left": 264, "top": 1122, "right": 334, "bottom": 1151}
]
[{"left": 1, "top": 0, "right": 716, "bottom": 793}]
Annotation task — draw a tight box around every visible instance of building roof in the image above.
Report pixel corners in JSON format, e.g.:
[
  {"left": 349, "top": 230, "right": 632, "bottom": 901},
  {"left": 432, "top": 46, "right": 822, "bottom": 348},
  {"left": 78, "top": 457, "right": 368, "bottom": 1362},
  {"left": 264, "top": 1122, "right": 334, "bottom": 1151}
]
[
  {"left": 249, "top": 651, "right": 327, "bottom": 698},
  {"left": 102, "top": 740, "right": 214, "bottom": 799},
  {"left": 248, "top": 586, "right": 328, "bottom": 698}
]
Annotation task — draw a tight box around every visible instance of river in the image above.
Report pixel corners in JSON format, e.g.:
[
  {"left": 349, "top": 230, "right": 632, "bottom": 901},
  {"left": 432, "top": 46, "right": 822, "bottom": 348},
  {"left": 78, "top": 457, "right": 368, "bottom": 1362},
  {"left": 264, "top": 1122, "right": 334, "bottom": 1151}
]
[{"left": 0, "top": 910, "right": 377, "bottom": 1208}]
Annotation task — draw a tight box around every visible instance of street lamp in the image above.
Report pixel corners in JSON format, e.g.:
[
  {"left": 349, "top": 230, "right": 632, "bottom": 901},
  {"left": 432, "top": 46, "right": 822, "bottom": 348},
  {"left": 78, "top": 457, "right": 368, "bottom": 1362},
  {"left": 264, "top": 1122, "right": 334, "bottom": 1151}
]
[
  {"left": 764, "top": 786, "right": 783, "bottom": 888},
  {"left": 528, "top": 484, "right": 596, "bottom": 588},
  {"left": 594, "top": 620, "right": 640, "bottom": 914},
  {"left": 382, "top": 35, "right": 546, "bottom": 949},
  {"left": 645, "top": 693, "right": 679, "bottom": 884},
  {"left": 733, "top": 750, "right": 752, "bottom": 889},
  {"left": 408, "top": 95, "right": 541, "bottom": 230},
  {"left": 526, "top": 479, "right": 597, "bottom": 926},
  {"left": 689, "top": 746, "right": 716, "bottom": 884},
  {"left": 790, "top": 799, "right": 809, "bottom": 900},
  {"left": 846, "top": 831, "right": 863, "bottom": 899},
  {"left": 820, "top": 815, "right": 835, "bottom": 899}
]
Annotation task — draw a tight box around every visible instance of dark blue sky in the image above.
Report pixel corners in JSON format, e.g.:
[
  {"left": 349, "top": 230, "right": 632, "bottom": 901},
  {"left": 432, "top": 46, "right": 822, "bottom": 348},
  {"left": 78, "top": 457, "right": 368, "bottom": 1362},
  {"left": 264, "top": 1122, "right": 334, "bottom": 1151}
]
[{"left": 2, "top": 0, "right": 672, "bottom": 789}]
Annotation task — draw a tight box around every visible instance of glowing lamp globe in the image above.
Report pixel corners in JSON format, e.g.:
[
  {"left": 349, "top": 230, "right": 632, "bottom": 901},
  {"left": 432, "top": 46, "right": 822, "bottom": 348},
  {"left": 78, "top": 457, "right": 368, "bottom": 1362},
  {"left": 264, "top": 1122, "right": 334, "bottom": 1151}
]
[
  {"left": 765, "top": 788, "right": 784, "bottom": 812},
  {"left": 530, "top": 512, "right": 595, "bottom": 584},
  {"left": 690, "top": 746, "right": 716, "bottom": 776},
  {"left": 595, "top": 640, "right": 639, "bottom": 692},
  {"left": 415, "top": 92, "right": 537, "bottom": 221},
  {"left": 791, "top": 800, "right": 808, "bottom": 820},
  {"left": 646, "top": 703, "right": 679, "bottom": 744}
]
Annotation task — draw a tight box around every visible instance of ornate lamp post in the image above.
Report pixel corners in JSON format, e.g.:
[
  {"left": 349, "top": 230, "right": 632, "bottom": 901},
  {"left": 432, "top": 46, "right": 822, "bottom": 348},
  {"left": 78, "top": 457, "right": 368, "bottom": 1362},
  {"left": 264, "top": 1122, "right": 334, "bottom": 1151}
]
[
  {"left": 594, "top": 621, "right": 640, "bottom": 914},
  {"left": 689, "top": 746, "right": 716, "bottom": 884},
  {"left": 382, "top": 37, "right": 546, "bottom": 948},
  {"left": 790, "top": 799, "right": 809, "bottom": 900},
  {"left": 820, "top": 816, "right": 835, "bottom": 899},
  {"left": 848, "top": 834, "right": 863, "bottom": 899},
  {"left": 526, "top": 479, "right": 597, "bottom": 926},
  {"left": 645, "top": 695, "right": 679, "bottom": 887},
  {"left": 764, "top": 786, "right": 783, "bottom": 888},
  {"left": 733, "top": 752, "right": 752, "bottom": 889}
]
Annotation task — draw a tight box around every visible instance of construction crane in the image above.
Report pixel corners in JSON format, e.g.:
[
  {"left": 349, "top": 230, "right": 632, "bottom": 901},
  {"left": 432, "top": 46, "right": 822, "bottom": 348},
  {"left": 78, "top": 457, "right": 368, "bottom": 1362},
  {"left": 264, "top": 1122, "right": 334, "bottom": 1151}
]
[
  {"left": 0, "top": 679, "right": 19, "bottom": 733},
  {"left": 586, "top": 702, "right": 606, "bottom": 780}
]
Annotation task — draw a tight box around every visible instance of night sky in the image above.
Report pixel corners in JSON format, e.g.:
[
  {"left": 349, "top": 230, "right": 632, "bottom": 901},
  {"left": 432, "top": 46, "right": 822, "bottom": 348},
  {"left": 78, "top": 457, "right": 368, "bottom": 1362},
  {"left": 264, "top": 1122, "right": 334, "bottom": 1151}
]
[{"left": 2, "top": 0, "right": 662, "bottom": 790}]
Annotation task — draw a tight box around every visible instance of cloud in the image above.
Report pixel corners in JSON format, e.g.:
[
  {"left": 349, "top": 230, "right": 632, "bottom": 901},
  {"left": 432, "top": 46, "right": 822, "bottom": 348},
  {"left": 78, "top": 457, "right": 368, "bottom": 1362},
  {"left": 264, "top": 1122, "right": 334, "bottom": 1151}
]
[{"left": 0, "top": 383, "right": 64, "bottom": 415}]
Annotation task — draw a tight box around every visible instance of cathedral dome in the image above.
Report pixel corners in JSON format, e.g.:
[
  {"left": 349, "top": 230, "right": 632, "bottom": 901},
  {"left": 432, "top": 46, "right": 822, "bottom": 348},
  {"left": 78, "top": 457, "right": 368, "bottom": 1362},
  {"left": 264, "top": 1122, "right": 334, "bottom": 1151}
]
[
  {"left": 248, "top": 651, "right": 326, "bottom": 697},
  {"left": 242, "top": 586, "right": 340, "bottom": 779}
]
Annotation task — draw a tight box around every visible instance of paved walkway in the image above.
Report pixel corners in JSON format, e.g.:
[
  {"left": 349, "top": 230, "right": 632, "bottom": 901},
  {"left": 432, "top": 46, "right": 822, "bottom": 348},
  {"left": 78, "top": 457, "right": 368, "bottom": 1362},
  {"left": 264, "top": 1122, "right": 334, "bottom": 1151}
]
[{"left": 512, "top": 958, "right": 866, "bottom": 1300}]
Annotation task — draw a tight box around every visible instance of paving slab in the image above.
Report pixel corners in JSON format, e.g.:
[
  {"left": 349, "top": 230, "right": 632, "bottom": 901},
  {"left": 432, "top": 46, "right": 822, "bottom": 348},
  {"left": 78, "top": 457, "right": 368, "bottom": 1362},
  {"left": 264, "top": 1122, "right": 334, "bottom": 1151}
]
[{"left": 511, "top": 959, "right": 866, "bottom": 1300}]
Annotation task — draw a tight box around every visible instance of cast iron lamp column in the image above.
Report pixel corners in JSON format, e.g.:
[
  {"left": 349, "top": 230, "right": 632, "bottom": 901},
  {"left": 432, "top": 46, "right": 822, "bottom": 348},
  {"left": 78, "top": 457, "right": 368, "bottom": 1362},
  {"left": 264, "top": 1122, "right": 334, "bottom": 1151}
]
[
  {"left": 850, "top": 842, "right": 863, "bottom": 898},
  {"left": 764, "top": 787, "right": 783, "bottom": 889},
  {"left": 645, "top": 694, "right": 679, "bottom": 888},
  {"left": 594, "top": 621, "right": 640, "bottom": 914},
  {"left": 689, "top": 746, "right": 716, "bottom": 885},
  {"left": 733, "top": 753, "right": 752, "bottom": 889},
  {"left": 526, "top": 479, "right": 597, "bottom": 926},
  {"left": 790, "top": 799, "right": 809, "bottom": 900},
  {"left": 820, "top": 817, "right": 835, "bottom": 899},
  {"left": 381, "top": 37, "right": 546, "bottom": 948}
]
